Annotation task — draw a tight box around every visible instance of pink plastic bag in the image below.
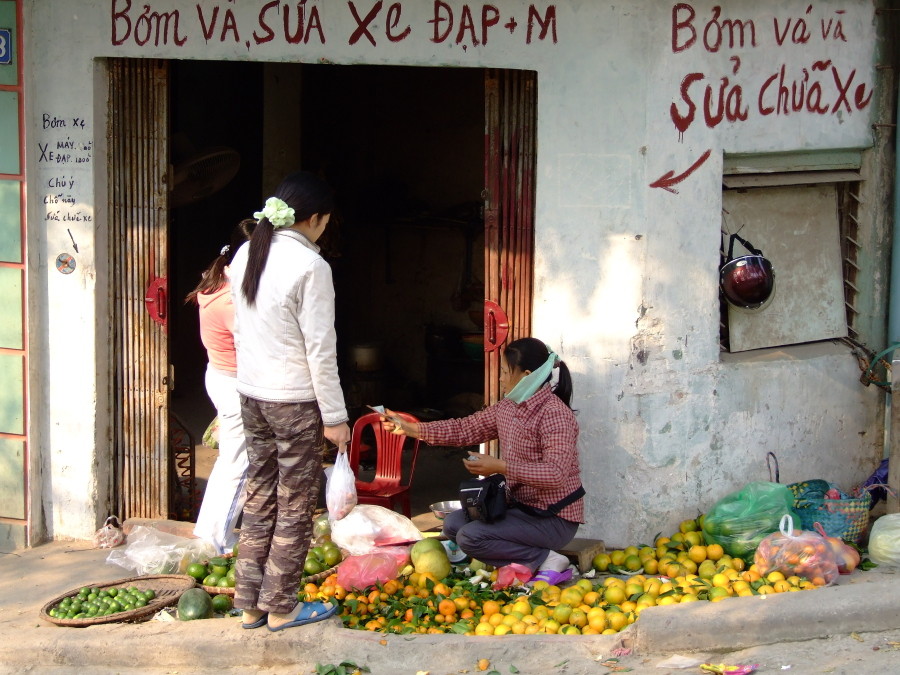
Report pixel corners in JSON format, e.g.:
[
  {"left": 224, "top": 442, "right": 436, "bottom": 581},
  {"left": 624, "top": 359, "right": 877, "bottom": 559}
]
[
  {"left": 337, "top": 550, "right": 406, "bottom": 591},
  {"left": 754, "top": 514, "right": 838, "bottom": 585},
  {"left": 492, "top": 563, "right": 532, "bottom": 590}
]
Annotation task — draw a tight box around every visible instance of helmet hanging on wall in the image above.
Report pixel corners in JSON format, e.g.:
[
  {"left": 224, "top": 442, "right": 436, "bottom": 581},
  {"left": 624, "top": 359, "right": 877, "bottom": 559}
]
[{"left": 720, "top": 233, "right": 775, "bottom": 311}]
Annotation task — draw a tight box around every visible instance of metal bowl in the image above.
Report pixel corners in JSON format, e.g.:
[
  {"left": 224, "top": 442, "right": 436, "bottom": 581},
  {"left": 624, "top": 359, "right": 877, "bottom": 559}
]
[{"left": 430, "top": 500, "right": 462, "bottom": 520}]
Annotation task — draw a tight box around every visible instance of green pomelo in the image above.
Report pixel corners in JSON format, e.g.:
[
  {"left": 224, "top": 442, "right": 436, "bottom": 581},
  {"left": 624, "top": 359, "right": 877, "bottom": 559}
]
[
  {"left": 177, "top": 588, "right": 214, "bottom": 621},
  {"left": 211, "top": 593, "right": 233, "bottom": 613},
  {"left": 410, "top": 538, "right": 446, "bottom": 565},
  {"left": 414, "top": 548, "right": 451, "bottom": 580}
]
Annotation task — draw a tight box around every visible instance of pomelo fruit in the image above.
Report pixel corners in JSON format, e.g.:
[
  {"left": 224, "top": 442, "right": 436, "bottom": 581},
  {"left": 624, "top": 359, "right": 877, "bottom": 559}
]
[
  {"left": 413, "top": 548, "right": 451, "bottom": 580},
  {"left": 410, "top": 538, "right": 446, "bottom": 565},
  {"left": 211, "top": 593, "right": 233, "bottom": 613},
  {"left": 177, "top": 588, "right": 214, "bottom": 621}
]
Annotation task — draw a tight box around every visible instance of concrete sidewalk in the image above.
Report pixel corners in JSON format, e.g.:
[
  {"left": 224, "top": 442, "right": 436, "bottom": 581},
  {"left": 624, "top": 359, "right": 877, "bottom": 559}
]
[{"left": 0, "top": 536, "right": 898, "bottom": 674}]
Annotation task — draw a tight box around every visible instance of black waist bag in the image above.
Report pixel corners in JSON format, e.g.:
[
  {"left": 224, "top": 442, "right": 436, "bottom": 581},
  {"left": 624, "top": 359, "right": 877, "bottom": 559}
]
[
  {"left": 514, "top": 485, "right": 585, "bottom": 518},
  {"left": 460, "top": 474, "right": 508, "bottom": 523}
]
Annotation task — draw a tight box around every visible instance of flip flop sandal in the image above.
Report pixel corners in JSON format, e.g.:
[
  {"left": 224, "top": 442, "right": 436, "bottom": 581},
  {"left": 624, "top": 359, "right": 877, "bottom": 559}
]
[
  {"left": 267, "top": 602, "right": 338, "bottom": 632},
  {"left": 242, "top": 612, "right": 268, "bottom": 629},
  {"left": 527, "top": 568, "right": 573, "bottom": 586}
]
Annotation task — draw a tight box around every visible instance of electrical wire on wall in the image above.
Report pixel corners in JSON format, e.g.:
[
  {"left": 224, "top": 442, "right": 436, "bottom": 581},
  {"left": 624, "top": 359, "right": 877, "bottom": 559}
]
[{"left": 840, "top": 336, "right": 900, "bottom": 393}]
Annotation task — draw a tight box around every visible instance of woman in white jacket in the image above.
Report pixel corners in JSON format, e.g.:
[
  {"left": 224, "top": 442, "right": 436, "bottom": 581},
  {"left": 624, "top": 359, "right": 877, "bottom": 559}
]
[{"left": 228, "top": 171, "right": 351, "bottom": 632}]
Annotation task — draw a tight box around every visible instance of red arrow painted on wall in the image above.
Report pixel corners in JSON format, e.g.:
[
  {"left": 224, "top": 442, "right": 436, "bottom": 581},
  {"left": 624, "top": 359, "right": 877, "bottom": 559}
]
[{"left": 649, "top": 149, "right": 712, "bottom": 194}]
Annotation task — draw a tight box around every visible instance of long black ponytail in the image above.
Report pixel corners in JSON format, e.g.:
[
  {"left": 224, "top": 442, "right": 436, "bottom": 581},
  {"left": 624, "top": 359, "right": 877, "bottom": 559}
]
[
  {"left": 503, "top": 337, "right": 574, "bottom": 408},
  {"left": 242, "top": 171, "right": 335, "bottom": 305},
  {"left": 185, "top": 218, "right": 256, "bottom": 305}
]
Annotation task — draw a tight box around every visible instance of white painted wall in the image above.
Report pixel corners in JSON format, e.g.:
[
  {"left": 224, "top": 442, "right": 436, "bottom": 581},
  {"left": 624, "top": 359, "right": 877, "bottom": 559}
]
[{"left": 25, "top": 1, "right": 887, "bottom": 546}]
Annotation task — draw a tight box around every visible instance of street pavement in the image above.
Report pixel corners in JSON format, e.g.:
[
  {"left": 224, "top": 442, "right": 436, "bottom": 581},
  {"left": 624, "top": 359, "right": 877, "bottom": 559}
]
[{"left": 1, "top": 533, "right": 899, "bottom": 675}]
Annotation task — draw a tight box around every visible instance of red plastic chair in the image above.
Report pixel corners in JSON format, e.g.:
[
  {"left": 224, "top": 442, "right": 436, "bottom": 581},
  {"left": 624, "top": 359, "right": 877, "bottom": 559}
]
[{"left": 348, "top": 411, "right": 421, "bottom": 517}]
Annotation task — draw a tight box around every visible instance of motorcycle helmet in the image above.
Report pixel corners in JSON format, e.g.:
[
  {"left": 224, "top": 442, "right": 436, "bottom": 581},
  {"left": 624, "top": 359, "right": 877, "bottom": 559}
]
[{"left": 720, "top": 233, "right": 775, "bottom": 311}]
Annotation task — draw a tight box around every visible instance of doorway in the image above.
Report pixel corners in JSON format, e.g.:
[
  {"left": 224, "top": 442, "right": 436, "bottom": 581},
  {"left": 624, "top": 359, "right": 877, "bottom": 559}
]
[{"left": 110, "top": 60, "right": 536, "bottom": 521}]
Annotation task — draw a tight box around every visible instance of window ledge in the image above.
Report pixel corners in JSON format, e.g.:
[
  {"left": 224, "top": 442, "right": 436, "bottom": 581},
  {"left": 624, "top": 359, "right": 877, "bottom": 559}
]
[{"left": 720, "top": 339, "right": 848, "bottom": 365}]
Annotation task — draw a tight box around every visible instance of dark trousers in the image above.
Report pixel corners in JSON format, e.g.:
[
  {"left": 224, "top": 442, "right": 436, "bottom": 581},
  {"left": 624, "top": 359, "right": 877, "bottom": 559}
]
[
  {"left": 442, "top": 507, "right": 578, "bottom": 572},
  {"left": 234, "top": 397, "right": 322, "bottom": 614}
]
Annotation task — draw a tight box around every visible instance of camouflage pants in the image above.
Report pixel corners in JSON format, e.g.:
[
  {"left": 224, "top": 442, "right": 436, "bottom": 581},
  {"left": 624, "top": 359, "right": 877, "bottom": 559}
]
[{"left": 233, "top": 396, "right": 323, "bottom": 614}]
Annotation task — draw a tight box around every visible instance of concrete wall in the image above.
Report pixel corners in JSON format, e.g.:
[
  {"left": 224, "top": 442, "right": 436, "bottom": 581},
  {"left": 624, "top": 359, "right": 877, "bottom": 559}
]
[{"left": 24, "top": 1, "right": 891, "bottom": 546}]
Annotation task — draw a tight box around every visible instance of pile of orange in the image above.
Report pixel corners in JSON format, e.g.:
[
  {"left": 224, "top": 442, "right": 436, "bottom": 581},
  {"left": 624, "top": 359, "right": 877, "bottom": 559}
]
[{"left": 301, "top": 516, "right": 827, "bottom": 636}]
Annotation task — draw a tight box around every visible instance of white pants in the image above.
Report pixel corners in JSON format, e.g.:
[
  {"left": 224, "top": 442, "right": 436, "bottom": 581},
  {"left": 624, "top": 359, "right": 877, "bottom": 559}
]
[{"left": 193, "top": 365, "right": 248, "bottom": 554}]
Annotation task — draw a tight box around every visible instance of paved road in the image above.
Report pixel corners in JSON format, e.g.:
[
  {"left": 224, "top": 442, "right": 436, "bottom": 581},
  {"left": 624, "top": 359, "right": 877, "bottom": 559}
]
[{"left": 1, "top": 540, "right": 898, "bottom": 674}]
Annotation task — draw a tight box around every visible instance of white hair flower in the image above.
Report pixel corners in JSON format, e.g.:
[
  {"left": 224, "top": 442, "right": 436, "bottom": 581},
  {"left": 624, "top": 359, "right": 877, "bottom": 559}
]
[{"left": 253, "top": 197, "right": 295, "bottom": 229}]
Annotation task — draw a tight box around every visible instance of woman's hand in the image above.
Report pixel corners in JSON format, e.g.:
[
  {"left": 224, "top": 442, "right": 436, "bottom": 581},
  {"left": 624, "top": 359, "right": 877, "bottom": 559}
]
[
  {"left": 463, "top": 452, "right": 507, "bottom": 476},
  {"left": 323, "top": 422, "right": 351, "bottom": 447},
  {"left": 381, "top": 409, "right": 420, "bottom": 438}
]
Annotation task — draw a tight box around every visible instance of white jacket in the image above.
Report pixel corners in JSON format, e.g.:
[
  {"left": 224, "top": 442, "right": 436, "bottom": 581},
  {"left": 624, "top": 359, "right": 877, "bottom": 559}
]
[{"left": 228, "top": 229, "right": 348, "bottom": 426}]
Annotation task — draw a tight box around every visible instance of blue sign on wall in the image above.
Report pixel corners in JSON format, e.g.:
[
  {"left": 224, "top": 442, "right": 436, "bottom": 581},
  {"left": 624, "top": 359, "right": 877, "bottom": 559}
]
[{"left": 0, "top": 29, "right": 11, "bottom": 66}]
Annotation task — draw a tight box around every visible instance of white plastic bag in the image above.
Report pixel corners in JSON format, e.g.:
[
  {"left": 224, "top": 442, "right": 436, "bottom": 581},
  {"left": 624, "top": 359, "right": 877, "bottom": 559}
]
[
  {"left": 868, "top": 513, "right": 900, "bottom": 567},
  {"left": 326, "top": 449, "right": 357, "bottom": 521},
  {"left": 105, "top": 525, "right": 216, "bottom": 575},
  {"left": 330, "top": 504, "right": 422, "bottom": 555},
  {"left": 93, "top": 515, "right": 126, "bottom": 549}
]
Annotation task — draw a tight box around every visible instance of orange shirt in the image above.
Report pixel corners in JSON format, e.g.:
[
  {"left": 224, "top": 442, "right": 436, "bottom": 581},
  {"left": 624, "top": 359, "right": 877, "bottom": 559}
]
[{"left": 198, "top": 284, "right": 236, "bottom": 373}]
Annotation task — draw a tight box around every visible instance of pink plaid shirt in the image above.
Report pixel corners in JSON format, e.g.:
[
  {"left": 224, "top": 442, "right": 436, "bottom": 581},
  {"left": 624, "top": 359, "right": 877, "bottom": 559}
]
[{"left": 418, "top": 385, "right": 584, "bottom": 523}]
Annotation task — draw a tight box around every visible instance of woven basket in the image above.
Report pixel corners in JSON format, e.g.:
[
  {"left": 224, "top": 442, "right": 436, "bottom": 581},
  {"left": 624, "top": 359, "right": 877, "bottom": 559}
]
[
  {"left": 794, "top": 492, "right": 872, "bottom": 543},
  {"left": 301, "top": 563, "right": 341, "bottom": 585},
  {"left": 39, "top": 574, "right": 196, "bottom": 627},
  {"left": 200, "top": 553, "right": 236, "bottom": 596},
  {"left": 200, "top": 550, "right": 343, "bottom": 594}
]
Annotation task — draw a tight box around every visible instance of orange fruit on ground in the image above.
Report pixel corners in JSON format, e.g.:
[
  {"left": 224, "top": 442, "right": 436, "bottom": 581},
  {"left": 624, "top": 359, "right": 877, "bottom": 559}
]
[
  {"left": 708, "top": 586, "right": 731, "bottom": 602},
  {"left": 438, "top": 599, "right": 457, "bottom": 616},
  {"left": 684, "top": 531, "right": 703, "bottom": 547},
  {"left": 712, "top": 573, "right": 731, "bottom": 588},
  {"left": 588, "top": 611, "right": 608, "bottom": 631},
  {"left": 623, "top": 555, "right": 643, "bottom": 571},
  {"left": 568, "top": 609, "right": 588, "bottom": 628},
  {"left": 642, "top": 558, "right": 659, "bottom": 574},
  {"left": 609, "top": 550, "right": 626, "bottom": 566},
  {"left": 772, "top": 580, "right": 792, "bottom": 593},
  {"left": 552, "top": 604, "right": 573, "bottom": 624},
  {"left": 679, "top": 559, "right": 698, "bottom": 574},
  {"left": 605, "top": 610, "right": 628, "bottom": 631},
  {"left": 488, "top": 613, "right": 505, "bottom": 627},
  {"left": 688, "top": 545, "right": 707, "bottom": 564},
  {"left": 705, "top": 543, "right": 724, "bottom": 561},
  {"left": 481, "top": 599, "right": 501, "bottom": 616},
  {"left": 531, "top": 605, "right": 549, "bottom": 621},
  {"left": 624, "top": 581, "right": 643, "bottom": 597},
  {"left": 474, "top": 622, "right": 493, "bottom": 635},
  {"left": 603, "top": 585, "right": 626, "bottom": 606},
  {"left": 592, "top": 553, "right": 612, "bottom": 572},
  {"left": 639, "top": 546, "right": 656, "bottom": 560}
]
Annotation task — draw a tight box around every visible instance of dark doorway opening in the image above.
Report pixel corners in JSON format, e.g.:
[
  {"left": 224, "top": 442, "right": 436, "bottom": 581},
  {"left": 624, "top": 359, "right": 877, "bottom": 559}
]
[{"left": 167, "top": 62, "right": 487, "bottom": 516}]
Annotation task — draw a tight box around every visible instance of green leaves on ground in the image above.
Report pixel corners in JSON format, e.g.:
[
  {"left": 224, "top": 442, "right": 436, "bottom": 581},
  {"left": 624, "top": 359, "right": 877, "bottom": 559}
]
[{"left": 314, "top": 661, "right": 370, "bottom": 675}]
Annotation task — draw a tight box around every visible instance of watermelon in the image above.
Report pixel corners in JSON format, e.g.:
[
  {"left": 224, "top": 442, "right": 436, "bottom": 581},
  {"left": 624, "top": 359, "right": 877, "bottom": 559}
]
[{"left": 177, "top": 588, "right": 213, "bottom": 621}]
